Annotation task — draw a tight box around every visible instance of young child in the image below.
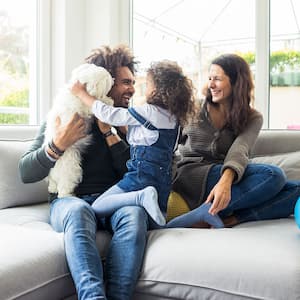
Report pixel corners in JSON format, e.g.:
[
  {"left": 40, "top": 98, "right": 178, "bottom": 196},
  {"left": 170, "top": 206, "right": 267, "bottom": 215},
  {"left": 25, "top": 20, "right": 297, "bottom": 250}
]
[{"left": 71, "top": 60, "right": 224, "bottom": 228}]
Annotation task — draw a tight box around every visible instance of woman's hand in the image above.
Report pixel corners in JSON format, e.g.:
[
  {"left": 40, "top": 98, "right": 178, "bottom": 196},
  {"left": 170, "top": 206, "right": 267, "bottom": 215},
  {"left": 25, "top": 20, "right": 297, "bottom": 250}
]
[
  {"left": 53, "top": 113, "right": 87, "bottom": 151},
  {"left": 205, "top": 168, "right": 236, "bottom": 215}
]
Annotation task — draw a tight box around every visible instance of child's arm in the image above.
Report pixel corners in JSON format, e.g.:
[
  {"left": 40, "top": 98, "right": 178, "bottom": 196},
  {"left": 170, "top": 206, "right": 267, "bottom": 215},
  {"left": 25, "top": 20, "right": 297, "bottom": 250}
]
[{"left": 71, "top": 81, "right": 95, "bottom": 107}]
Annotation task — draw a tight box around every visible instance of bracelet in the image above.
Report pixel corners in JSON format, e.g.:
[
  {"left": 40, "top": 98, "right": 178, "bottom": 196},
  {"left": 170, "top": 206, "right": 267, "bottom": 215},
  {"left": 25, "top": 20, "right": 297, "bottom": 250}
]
[
  {"left": 46, "top": 145, "right": 60, "bottom": 160},
  {"left": 48, "top": 140, "right": 64, "bottom": 157},
  {"left": 103, "top": 130, "right": 114, "bottom": 138},
  {"left": 103, "top": 127, "right": 117, "bottom": 138}
]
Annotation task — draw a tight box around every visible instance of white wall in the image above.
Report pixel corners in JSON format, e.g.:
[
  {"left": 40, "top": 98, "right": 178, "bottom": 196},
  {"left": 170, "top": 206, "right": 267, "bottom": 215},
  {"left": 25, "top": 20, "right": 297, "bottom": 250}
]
[{"left": 51, "top": 0, "right": 130, "bottom": 100}]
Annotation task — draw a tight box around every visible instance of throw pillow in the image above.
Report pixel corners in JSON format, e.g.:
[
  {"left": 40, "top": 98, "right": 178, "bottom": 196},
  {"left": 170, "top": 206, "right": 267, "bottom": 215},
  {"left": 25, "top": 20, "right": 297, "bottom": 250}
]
[
  {"left": 167, "top": 191, "right": 190, "bottom": 221},
  {"left": 251, "top": 151, "right": 300, "bottom": 180}
]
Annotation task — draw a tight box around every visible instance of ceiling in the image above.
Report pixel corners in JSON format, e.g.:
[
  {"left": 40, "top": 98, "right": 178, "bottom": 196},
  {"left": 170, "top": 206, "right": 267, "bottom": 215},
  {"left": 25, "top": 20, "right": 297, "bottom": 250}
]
[{"left": 133, "top": 0, "right": 300, "bottom": 45}]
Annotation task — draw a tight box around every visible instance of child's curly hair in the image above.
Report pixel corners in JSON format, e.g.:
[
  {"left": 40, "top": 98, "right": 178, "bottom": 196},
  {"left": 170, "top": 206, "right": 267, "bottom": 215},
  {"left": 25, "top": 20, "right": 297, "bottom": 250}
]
[{"left": 146, "top": 60, "right": 196, "bottom": 126}]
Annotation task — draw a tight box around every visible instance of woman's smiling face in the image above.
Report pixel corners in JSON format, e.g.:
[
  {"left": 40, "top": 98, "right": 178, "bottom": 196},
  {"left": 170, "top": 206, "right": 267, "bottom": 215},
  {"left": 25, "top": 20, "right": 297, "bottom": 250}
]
[{"left": 208, "top": 64, "right": 232, "bottom": 105}]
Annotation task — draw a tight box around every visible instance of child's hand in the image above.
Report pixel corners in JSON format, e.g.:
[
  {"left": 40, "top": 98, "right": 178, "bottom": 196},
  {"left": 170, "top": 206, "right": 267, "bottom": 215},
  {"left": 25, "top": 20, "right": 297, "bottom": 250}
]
[
  {"left": 70, "top": 80, "right": 96, "bottom": 107},
  {"left": 70, "top": 81, "right": 87, "bottom": 98}
]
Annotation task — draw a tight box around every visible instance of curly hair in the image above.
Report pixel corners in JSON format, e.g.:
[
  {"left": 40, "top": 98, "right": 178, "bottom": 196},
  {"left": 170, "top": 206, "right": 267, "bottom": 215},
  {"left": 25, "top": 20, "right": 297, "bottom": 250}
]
[
  {"left": 85, "top": 44, "right": 138, "bottom": 78},
  {"left": 206, "top": 53, "right": 254, "bottom": 135},
  {"left": 146, "top": 60, "right": 195, "bottom": 126}
]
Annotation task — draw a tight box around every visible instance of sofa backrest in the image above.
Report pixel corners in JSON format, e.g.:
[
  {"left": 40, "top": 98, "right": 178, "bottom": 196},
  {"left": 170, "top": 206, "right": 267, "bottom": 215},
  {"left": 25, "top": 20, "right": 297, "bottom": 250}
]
[
  {"left": 252, "top": 130, "right": 300, "bottom": 156},
  {"left": 251, "top": 130, "right": 300, "bottom": 181},
  {"left": 0, "top": 133, "right": 48, "bottom": 210},
  {"left": 0, "top": 128, "right": 299, "bottom": 210}
]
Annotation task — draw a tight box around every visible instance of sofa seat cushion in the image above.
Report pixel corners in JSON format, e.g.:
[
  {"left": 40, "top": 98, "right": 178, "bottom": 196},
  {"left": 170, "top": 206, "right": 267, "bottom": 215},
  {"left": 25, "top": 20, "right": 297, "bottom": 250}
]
[
  {"left": 0, "top": 203, "right": 51, "bottom": 229},
  {"left": 0, "top": 224, "right": 75, "bottom": 300},
  {"left": 0, "top": 204, "right": 112, "bottom": 300},
  {"left": 133, "top": 218, "right": 300, "bottom": 300}
]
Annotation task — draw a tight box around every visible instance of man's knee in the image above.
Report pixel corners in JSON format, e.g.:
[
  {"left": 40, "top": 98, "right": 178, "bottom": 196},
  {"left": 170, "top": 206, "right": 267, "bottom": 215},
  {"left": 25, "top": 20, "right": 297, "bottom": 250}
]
[
  {"left": 52, "top": 198, "right": 97, "bottom": 232},
  {"left": 111, "top": 206, "right": 148, "bottom": 234}
]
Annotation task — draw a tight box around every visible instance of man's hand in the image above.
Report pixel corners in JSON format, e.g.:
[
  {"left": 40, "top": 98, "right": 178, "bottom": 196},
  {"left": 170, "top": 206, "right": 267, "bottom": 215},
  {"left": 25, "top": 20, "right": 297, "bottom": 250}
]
[
  {"left": 53, "top": 113, "right": 87, "bottom": 151},
  {"left": 96, "top": 119, "right": 111, "bottom": 134}
]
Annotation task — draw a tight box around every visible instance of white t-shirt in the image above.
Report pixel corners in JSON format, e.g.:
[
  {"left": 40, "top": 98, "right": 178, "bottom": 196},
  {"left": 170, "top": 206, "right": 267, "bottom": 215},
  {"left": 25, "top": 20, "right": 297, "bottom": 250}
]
[{"left": 92, "top": 100, "right": 177, "bottom": 146}]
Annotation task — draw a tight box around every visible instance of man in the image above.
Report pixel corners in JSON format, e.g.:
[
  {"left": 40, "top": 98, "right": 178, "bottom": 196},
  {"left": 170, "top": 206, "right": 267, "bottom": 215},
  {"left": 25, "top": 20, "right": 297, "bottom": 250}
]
[{"left": 19, "top": 45, "right": 148, "bottom": 300}]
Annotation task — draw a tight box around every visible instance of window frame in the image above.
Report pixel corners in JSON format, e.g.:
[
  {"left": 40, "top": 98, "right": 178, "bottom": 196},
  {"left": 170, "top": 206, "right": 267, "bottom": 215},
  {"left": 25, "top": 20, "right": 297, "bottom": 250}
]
[
  {"left": 130, "top": 0, "right": 278, "bottom": 129},
  {"left": 0, "top": 0, "right": 50, "bottom": 137}
]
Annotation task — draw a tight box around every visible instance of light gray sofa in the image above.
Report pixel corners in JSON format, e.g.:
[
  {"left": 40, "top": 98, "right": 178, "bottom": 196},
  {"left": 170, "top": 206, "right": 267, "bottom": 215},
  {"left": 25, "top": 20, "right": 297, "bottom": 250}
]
[{"left": 1, "top": 128, "right": 300, "bottom": 300}]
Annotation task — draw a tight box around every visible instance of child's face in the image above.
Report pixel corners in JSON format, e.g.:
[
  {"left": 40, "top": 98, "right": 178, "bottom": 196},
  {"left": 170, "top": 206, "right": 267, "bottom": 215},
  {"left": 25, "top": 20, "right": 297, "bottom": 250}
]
[{"left": 145, "top": 74, "right": 155, "bottom": 99}]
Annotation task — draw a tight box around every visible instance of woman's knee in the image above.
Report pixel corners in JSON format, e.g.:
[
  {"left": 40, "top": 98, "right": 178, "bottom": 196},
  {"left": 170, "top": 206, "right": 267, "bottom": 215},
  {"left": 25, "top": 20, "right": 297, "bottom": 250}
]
[
  {"left": 266, "top": 164, "right": 287, "bottom": 187},
  {"left": 250, "top": 164, "right": 287, "bottom": 187}
]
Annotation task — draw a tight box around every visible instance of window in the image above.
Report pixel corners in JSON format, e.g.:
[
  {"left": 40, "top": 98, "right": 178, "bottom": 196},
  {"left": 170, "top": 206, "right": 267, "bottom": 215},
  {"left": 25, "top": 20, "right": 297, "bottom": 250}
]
[
  {"left": 270, "top": 0, "right": 300, "bottom": 129},
  {"left": 0, "top": 0, "right": 49, "bottom": 126},
  {"left": 132, "top": 0, "right": 300, "bottom": 129}
]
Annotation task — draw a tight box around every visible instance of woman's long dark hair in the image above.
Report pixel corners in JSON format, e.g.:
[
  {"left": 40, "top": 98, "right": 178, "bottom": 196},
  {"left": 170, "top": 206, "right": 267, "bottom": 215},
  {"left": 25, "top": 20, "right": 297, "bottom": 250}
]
[
  {"left": 206, "top": 54, "right": 254, "bottom": 135},
  {"left": 146, "top": 60, "right": 195, "bottom": 126}
]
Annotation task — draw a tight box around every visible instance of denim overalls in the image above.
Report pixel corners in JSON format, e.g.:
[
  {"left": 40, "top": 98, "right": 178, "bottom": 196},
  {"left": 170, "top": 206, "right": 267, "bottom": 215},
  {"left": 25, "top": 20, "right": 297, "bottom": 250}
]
[{"left": 118, "top": 107, "right": 179, "bottom": 213}]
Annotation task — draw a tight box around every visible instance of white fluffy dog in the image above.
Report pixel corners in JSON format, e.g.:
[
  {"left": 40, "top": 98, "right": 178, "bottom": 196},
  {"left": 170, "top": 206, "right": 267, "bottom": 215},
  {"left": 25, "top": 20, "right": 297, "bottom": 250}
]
[{"left": 44, "top": 63, "right": 114, "bottom": 197}]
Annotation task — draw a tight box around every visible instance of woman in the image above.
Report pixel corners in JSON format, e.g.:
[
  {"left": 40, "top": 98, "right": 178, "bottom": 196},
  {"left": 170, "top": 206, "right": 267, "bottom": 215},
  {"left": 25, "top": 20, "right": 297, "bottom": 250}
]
[{"left": 172, "top": 53, "right": 300, "bottom": 227}]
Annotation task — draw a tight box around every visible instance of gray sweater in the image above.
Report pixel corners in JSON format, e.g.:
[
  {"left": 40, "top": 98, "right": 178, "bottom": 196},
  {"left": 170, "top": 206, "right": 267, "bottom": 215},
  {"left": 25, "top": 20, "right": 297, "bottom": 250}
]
[{"left": 172, "top": 105, "right": 263, "bottom": 209}]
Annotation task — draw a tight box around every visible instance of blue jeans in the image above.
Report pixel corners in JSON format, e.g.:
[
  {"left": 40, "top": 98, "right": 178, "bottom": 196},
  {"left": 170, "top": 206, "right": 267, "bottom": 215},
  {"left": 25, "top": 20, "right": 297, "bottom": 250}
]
[
  {"left": 50, "top": 195, "right": 149, "bottom": 300},
  {"left": 205, "top": 164, "right": 300, "bottom": 223}
]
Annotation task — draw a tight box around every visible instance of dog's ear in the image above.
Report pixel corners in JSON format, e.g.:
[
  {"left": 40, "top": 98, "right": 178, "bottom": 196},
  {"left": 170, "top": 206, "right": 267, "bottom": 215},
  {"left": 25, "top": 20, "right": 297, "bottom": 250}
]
[
  {"left": 71, "top": 63, "right": 113, "bottom": 96},
  {"left": 92, "top": 68, "right": 114, "bottom": 99}
]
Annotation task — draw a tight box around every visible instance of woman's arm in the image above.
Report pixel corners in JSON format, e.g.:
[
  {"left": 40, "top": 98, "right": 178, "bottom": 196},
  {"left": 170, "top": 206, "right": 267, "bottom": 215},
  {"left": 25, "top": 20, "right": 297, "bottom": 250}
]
[
  {"left": 222, "top": 110, "right": 263, "bottom": 183},
  {"left": 205, "top": 110, "right": 263, "bottom": 215}
]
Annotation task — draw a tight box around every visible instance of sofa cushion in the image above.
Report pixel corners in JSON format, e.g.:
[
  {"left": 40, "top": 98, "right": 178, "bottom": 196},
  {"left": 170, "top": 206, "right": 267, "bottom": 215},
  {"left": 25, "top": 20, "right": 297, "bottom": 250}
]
[
  {"left": 0, "top": 220, "right": 112, "bottom": 300},
  {"left": 251, "top": 151, "right": 300, "bottom": 180},
  {"left": 133, "top": 218, "right": 300, "bottom": 300},
  {"left": 0, "top": 224, "right": 75, "bottom": 300},
  {"left": 0, "top": 140, "right": 48, "bottom": 209},
  {"left": 0, "top": 203, "right": 51, "bottom": 229}
]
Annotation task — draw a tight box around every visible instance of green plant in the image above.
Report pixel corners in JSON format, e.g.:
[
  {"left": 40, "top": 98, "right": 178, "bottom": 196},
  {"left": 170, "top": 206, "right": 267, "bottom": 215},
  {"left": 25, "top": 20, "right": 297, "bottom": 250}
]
[
  {"left": 237, "top": 51, "right": 255, "bottom": 65},
  {"left": 270, "top": 50, "right": 300, "bottom": 72},
  {"left": 239, "top": 50, "right": 300, "bottom": 86},
  {"left": 0, "top": 113, "right": 29, "bottom": 124},
  {"left": 0, "top": 89, "right": 29, "bottom": 107},
  {"left": 0, "top": 89, "right": 29, "bottom": 124}
]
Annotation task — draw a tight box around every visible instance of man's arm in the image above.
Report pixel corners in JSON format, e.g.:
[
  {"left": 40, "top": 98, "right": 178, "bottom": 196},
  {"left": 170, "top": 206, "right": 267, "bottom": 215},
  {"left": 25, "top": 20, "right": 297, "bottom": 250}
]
[
  {"left": 97, "top": 119, "right": 130, "bottom": 178},
  {"left": 19, "top": 113, "right": 87, "bottom": 183},
  {"left": 19, "top": 123, "right": 55, "bottom": 183}
]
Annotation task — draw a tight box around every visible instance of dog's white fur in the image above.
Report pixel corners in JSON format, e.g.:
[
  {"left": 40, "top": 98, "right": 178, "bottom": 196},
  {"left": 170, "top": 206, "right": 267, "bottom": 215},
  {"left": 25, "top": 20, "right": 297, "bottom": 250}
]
[{"left": 44, "top": 63, "right": 114, "bottom": 197}]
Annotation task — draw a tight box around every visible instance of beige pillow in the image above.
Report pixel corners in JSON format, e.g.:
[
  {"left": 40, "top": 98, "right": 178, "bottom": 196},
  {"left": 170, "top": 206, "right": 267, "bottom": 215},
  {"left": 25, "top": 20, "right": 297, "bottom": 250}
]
[
  {"left": 0, "top": 140, "right": 48, "bottom": 209},
  {"left": 251, "top": 151, "right": 300, "bottom": 180}
]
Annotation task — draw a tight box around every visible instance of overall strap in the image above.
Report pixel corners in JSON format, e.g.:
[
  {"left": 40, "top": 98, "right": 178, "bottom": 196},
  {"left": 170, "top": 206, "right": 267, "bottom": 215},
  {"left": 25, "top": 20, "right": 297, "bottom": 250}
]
[{"left": 128, "top": 107, "right": 157, "bottom": 130}]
